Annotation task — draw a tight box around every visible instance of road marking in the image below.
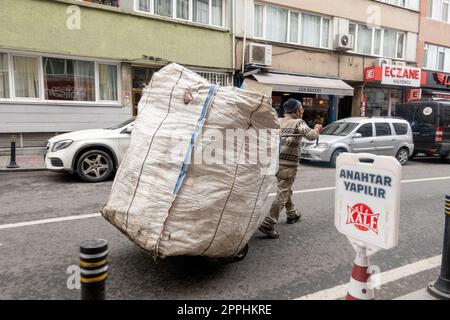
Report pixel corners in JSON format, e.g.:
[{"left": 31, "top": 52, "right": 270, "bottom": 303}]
[
  {"left": 1, "top": 176, "right": 450, "bottom": 231},
  {"left": 295, "top": 255, "right": 442, "bottom": 300},
  {"left": 0, "top": 213, "right": 101, "bottom": 230},
  {"left": 269, "top": 176, "right": 450, "bottom": 197}
]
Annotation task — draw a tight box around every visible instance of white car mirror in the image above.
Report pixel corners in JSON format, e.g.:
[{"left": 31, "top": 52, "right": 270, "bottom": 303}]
[
  {"left": 124, "top": 125, "right": 133, "bottom": 134},
  {"left": 353, "top": 133, "right": 362, "bottom": 139}
]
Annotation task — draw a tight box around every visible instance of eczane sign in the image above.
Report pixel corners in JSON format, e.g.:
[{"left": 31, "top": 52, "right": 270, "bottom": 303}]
[
  {"left": 335, "top": 153, "right": 401, "bottom": 251},
  {"left": 381, "top": 64, "right": 421, "bottom": 87}
]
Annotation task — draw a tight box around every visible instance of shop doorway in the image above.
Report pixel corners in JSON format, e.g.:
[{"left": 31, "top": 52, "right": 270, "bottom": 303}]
[
  {"left": 338, "top": 96, "right": 352, "bottom": 120},
  {"left": 132, "top": 67, "right": 155, "bottom": 116}
]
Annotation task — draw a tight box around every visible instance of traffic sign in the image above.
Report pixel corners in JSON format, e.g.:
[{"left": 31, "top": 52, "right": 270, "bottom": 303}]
[{"left": 335, "top": 153, "right": 402, "bottom": 253}]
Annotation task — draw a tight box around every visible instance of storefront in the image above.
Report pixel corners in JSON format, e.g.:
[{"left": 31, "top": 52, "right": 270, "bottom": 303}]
[
  {"left": 418, "top": 70, "right": 450, "bottom": 100},
  {"left": 363, "top": 64, "right": 423, "bottom": 116},
  {"left": 250, "top": 72, "right": 354, "bottom": 126}
]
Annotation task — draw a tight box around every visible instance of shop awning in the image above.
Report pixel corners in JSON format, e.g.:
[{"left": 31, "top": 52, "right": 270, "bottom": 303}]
[{"left": 253, "top": 73, "right": 354, "bottom": 96}]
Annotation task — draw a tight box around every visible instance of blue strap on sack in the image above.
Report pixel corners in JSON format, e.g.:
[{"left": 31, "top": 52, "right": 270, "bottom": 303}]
[{"left": 173, "top": 85, "right": 217, "bottom": 195}]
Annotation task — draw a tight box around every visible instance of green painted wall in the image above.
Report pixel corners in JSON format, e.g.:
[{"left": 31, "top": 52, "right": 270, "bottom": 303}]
[{"left": 0, "top": 0, "right": 232, "bottom": 69}]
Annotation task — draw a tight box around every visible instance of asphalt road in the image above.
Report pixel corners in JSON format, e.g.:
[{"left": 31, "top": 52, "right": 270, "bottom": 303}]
[{"left": 0, "top": 157, "right": 449, "bottom": 300}]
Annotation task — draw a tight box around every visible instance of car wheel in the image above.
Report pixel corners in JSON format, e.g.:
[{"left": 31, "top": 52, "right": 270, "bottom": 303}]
[
  {"left": 396, "top": 148, "right": 409, "bottom": 166},
  {"left": 330, "top": 149, "right": 345, "bottom": 168},
  {"left": 440, "top": 153, "right": 450, "bottom": 163},
  {"left": 76, "top": 150, "right": 114, "bottom": 182}
]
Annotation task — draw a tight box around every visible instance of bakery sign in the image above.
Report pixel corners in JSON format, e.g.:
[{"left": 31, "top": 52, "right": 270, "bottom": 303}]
[{"left": 364, "top": 65, "right": 422, "bottom": 88}]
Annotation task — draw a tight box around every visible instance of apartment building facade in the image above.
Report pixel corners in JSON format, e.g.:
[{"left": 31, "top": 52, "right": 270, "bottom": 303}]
[
  {"left": 415, "top": 0, "right": 450, "bottom": 100},
  {"left": 234, "top": 0, "right": 421, "bottom": 124},
  {"left": 0, "top": 0, "right": 233, "bottom": 149}
]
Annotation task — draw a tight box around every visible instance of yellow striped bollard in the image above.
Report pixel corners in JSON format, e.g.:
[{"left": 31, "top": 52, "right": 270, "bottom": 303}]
[{"left": 80, "top": 239, "right": 108, "bottom": 300}]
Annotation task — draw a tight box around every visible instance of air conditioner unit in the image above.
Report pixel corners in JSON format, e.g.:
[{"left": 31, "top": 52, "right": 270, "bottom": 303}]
[
  {"left": 373, "top": 58, "right": 392, "bottom": 66},
  {"left": 246, "top": 43, "right": 272, "bottom": 66},
  {"left": 334, "top": 34, "right": 354, "bottom": 51},
  {"left": 392, "top": 60, "right": 407, "bottom": 66}
]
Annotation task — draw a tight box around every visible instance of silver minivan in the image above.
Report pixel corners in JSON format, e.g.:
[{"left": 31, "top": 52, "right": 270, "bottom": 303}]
[{"left": 300, "top": 117, "right": 414, "bottom": 167}]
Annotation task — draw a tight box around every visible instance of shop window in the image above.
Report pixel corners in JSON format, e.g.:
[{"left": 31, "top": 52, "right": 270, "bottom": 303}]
[
  {"left": 375, "top": 123, "right": 392, "bottom": 136},
  {"left": 0, "top": 53, "right": 9, "bottom": 99},
  {"left": 13, "top": 56, "right": 40, "bottom": 99},
  {"left": 356, "top": 123, "right": 373, "bottom": 138},
  {"left": 44, "top": 58, "right": 95, "bottom": 101},
  {"left": 393, "top": 123, "right": 408, "bottom": 135}
]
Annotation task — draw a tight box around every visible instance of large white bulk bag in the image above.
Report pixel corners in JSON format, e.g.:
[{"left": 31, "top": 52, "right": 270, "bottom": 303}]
[{"left": 102, "top": 63, "right": 279, "bottom": 258}]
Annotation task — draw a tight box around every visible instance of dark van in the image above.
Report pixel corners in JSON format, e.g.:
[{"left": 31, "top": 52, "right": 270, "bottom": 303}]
[{"left": 396, "top": 100, "right": 450, "bottom": 162}]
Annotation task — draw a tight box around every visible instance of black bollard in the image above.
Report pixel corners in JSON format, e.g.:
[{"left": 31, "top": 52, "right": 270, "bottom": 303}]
[
  {"left": 428, "top": 195, "right": 450, "bottom": 299},
  {"left": 80, "top": 239, "right": 108, "bottom": 300},
  {"left": 7, "top": 135, "right": 19, "bottom": 169}
]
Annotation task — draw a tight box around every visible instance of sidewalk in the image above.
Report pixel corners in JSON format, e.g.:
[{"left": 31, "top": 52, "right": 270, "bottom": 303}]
[
  {"left": 0, "top": 154, "right": 46, "bottom": 171},
  {"left": 395, "top": 288, "right": 439, "bottom": 300}
]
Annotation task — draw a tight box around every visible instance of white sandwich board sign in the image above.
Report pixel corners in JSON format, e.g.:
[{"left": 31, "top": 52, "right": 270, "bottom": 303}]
[{"left": 335, "top": 153, "right": 402, "bottom": 254}]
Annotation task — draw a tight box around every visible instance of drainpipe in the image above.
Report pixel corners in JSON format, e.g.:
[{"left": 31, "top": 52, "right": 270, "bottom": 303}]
[
  {"left": 231, "top": 0, "right": 236, "bottom": 85},
  {"left": 241, "top": 0, "right": 248, "bottom": 75}
]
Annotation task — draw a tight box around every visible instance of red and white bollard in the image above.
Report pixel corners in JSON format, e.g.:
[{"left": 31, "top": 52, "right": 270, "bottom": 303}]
[{"left": 346, "top": 244, "right": 374, "bottom": 300}]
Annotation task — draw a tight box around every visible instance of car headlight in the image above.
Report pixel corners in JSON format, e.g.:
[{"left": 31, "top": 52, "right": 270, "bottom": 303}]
[
  {"left": 315, "top": 142, "right": 329, "bottom": 149},
  {"left": 52, "top": 139, "right": 73, "bottom": 152}
]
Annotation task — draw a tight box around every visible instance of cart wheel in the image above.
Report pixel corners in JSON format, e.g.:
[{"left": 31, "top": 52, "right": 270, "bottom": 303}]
[{"left": 233, "top": 244, "right": 249, "bottom": 262}]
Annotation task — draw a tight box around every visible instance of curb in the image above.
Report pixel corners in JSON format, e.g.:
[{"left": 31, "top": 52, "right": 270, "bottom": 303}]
[{"left": 0, "top": 168, "right": 48, "bottom": 173}]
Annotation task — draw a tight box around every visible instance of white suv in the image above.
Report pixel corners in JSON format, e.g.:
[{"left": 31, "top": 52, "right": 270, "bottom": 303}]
[{"left": 45, "top": 117, "right": 135, "bottom": 182}]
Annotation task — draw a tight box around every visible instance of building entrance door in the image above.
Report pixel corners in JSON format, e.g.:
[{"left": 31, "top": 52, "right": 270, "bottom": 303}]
[{"left": 132, "top": 67, "right": 155, "bottom": 116}]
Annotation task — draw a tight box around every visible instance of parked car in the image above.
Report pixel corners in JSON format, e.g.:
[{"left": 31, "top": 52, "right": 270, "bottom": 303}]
[
  {"left": 45, "top": 117, "right": 135, "bottom": 182},
  {"left": 300, "top": 117, "right": 414, "bottom": 167},
  {"left": 395, "top": 100, "right": 450, "bottom": 162}
]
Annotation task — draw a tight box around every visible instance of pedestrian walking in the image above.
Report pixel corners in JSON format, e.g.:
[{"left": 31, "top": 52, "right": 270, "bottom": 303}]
[{"left": 259, "top": 98, "right": 323, "bottom": 239}]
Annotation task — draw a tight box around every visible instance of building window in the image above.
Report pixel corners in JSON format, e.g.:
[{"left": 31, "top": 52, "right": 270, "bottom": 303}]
[
  {"left": 266, "top": 6, "right": 288, "bottom": 42},
  {"left": 424, "top": 43, "right": 450, "bottom": 72},
  {"left": 0, "top": 51, "right": 120, "bottom": 104},
  {"left": 43, "top": 58, "right": 95, "bottom": 101},
  {"left": 176, "top": 0, "right": 189, "bottom": 20},
  {"left": 81, "top": 0, "right": 119, "bottom": 7},
  {"left": 350, "top": 22, "right": 405, "bottom": 59},
  {"left": 195, "top": 71, "right": 230, "bottom": 86},
  {"left": 13, "top": 56, "right": 40, "bottom": 99},
  {"left": 254, "top": 4, "right": 264, "bottom": 38},
  {"left": 383, "top": 29, "right": 397, "bottom": 58},
  {"left": 378, "top": 0, "right": 409, "bottom": 8},
  {"left": 301, "top": 13, "right": 321, "bottom": 47},
  {"left": 428, "top": 0, "right": 450, "bottom": 23},
  {"left": 254, "top": 3, "right": 331, "bottom": 49},
  {"left": 0, "top": 53, "right": 9, "bottom": 99},
  {"left": 154, "top": 0, "right": 172, "bottom": 17},
  {"left": 99, "top": 64, "right": 118, "bottom": 101},
  {"left": 135, "top": 0, "right": 225, "bottom": 27}
]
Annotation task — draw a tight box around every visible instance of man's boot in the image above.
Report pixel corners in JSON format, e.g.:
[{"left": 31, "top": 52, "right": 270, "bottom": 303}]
[
  {"left": 258, "top": 217, "right": 280, "bottom": 239},
  {"left": 286, "top": 209, "right": 302, "bottom": 224}
]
